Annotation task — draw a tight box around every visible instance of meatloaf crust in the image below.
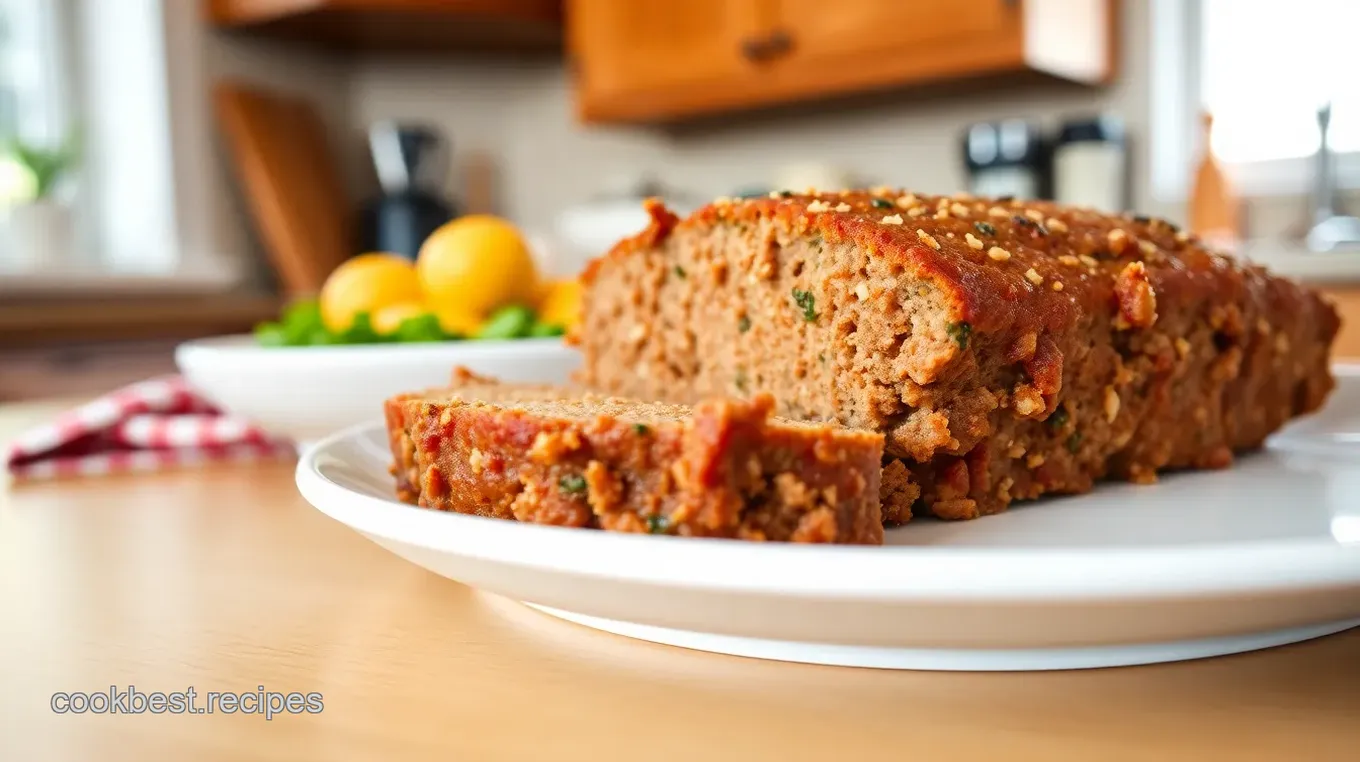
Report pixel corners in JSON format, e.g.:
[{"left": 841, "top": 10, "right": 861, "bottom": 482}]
[
  {"left": 395, "top": 392, "right": 885, "bottom": 543},
  {"left": 573, "top": 190, "right": 1340, "bottom": 520}
]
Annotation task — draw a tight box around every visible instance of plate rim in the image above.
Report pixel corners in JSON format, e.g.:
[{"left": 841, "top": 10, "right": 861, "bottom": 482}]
[{"left": 295, "top": 364, "right": 1360, "bottom": 603}]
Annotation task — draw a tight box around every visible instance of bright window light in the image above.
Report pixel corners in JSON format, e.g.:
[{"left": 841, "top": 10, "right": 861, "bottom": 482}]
[{"left": 1202, "top": 0, "right": 1360, "bottom": 162}]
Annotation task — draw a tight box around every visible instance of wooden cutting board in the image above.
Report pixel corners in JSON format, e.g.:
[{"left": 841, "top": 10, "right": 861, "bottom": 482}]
[{"left": 215, "top": 82, "right": 353, "bottom": 296}]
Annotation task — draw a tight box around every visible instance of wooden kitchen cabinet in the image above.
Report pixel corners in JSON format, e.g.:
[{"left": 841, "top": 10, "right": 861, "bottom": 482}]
[
  {"left": 569, "top": 0, "right": 1116, "bottom": 124},
  {"left": 775, "top": 0, "right": 1014, "bottom": 66},
  {"left": 568, "top": 0, "right": 770, "bottom": 118},
  {"left": 207, "top": 0, "right": 563, "bottom": 52}
]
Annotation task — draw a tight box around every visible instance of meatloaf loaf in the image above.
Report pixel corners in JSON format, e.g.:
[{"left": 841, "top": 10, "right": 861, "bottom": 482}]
[
  {"left": 573, "top": 190, "right": 1340, "bottom": 521},
  {"left": 390, "top": 390, "right": 886, "bottom": 543}
]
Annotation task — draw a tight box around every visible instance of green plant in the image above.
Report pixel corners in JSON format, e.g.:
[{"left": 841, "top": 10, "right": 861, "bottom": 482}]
[{"left": 5, "top": 130, "right": 80, "bottom": 201}]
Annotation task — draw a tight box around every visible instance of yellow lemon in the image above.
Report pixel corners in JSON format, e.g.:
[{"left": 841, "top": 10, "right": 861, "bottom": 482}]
[
  {"left": 434, "top": 306, "right": 485, "bottom": 337},
  {"left": 417, "top": 215, "right": 539, "bottom": 318},
  {"left": 319, "top": 253, "right": 423, "bottom": 333},
  {"left": 536, "top": 278, "right": 582, "bottom": 330},
  {"left": 371, "top": 301, "right": 431, "bottom": 336}
]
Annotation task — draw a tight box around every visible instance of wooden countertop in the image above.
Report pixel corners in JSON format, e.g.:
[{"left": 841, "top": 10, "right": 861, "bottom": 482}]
[{"left": 2, "top": 400, "right": 1358, "bottom": 761}]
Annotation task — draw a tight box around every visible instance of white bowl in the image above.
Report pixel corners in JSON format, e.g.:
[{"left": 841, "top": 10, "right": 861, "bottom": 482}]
[{"left": 175, "top": 335, "right": 580, "bottom": 442}]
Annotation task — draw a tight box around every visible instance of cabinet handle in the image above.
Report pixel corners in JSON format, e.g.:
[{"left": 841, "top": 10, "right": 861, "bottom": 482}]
[
  {"left": 741, "top": 36, "right": 771, "bottom": 62},
  {"left": 741, "top": 30, "right": 793, "bottom": 63},
  {"left": 764, "top": 29, "right": 792, "bottom": 57}
]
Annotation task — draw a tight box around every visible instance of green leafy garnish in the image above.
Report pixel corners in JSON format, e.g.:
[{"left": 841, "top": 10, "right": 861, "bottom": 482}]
[
  {"left": 870, "top": 198, "right": 892, "bottom": 209},
  {"left": 646, "top": 514, "right": 671, "bottom": 534},
  {"left": 1066, "top": 431, "right": 1083, "bottom": 453},
  {"left": 734, "top": 367, "right": 748, "bottom": 393},
  {"left": 337, "top": 312, "right": 382, "bottom": 344},
  {"left": 632, "top": 423, "right": 650, "bottom": 435},
  {"left": 974, "top": 221, "right": 996, "bottom": 236},
  {"left": 528, "top": 322, "right": 566, "bottom": 338},
  {"left": 738, "top": 315, "right": 752, "bottom": 333},
  {"left": 256, "top": 299, "right": 327, "bottom": 346},
  {"left": 792, "top": 288, "right": 818, "bottom": 321},
  {"left": 307, "top": 328, "right": 339, "bottom": 345},
  {"left": 1047, "top": 406, "right": 1070, "bottom": 430},
  {"left": 778, "top": 190, "right": 794, "bottom": 198},
  {"left": 281, "top": 299, "right": 323, "bottom": 332},
  {"left": 674, "top": 265, "right": 687, "bottom": 279},
  {"left": 476, "top": 305, "right": 535, "bottom": 340},
  {"left": 253, "top": 322, "right": 290, "bottom": 347},
  {"left": 558, "top": 474, "right": 587, "bottom": 496},
  {"left": 254, "top": 292, "right": 559, "bottom": 347},
  {"left": 946, "top": 321, "right": 972, "bottom": 349},
  {"left": 393, "top": 313, "right": 445, "bottom": 343}
]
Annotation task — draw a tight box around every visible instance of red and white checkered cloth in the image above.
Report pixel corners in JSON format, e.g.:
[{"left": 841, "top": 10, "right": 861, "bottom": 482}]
[{"left": 5, "top": 376, "right": 296, "bottom": 482}]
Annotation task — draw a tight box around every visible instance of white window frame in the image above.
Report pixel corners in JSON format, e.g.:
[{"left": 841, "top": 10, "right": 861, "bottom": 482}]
[{"left": 1149, "top": 0, "right": 1360, "bottom": 201}]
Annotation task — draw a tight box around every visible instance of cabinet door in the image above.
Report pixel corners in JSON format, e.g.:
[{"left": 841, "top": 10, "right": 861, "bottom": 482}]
[
  {"left": 569, "top": 0, "right": 770, "bottom": 121},
  {"left": 770, "top": 0, "right": 1023, "bottom": 91},
  {"left": 775, "top": 0, "right": 1016, "bottom": 62}
]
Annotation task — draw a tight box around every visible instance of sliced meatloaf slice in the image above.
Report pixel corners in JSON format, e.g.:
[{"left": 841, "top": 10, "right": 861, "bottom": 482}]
[
  {"left": 573, "top": 191, "right": 1340, "bottom": 521},
  {"left": 385, "top": 367, "right": 587, "bottom": 503},
  {"left": 394, "top": 392, "right": 886, "bottom": 544}
]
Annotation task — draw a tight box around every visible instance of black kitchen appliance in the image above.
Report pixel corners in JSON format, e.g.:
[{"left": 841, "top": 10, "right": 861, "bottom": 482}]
[{"left": 360, "top": 121, "right": 458, "bottom": 260}]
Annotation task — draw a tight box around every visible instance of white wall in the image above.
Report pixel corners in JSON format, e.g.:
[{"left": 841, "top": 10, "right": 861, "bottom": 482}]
[{"left": 347, "top": 1, "right": 1156, "bottom": 236}]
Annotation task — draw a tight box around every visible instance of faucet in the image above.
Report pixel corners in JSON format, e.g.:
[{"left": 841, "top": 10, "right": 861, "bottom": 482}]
[{"left": 1305, "top": 102, "right": 1360, "bottom": 252}]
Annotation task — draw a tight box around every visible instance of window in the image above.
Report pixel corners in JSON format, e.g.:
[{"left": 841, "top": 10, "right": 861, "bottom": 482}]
[
  {"left": 1151, "top": 0, "right": 1360, "bottom": 199},
  {"left": 0, "top": 0, "right": 70, "bottom": 151},
  {"left": 0, "top": 0, "right": 242, "bottom": 286},
  {"left": 0, "top": 0, "right": 78, "bottom": 273}
]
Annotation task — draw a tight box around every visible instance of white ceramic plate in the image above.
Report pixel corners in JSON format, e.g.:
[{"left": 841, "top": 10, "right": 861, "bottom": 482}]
[
  {"left": 296, "top": 367, "right": 1360, "bottom": 671},
  {"left": 177, "top": 335, "right": 580, "bottom": 443}
]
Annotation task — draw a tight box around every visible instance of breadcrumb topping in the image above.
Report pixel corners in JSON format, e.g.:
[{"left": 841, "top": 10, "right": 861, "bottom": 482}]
[
  {"left": 1108, "top": 228, "right": 1130, "bottom": 254},
  {"left": 1104, "top": 387, "right": 1121, "bottom": 422}
]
